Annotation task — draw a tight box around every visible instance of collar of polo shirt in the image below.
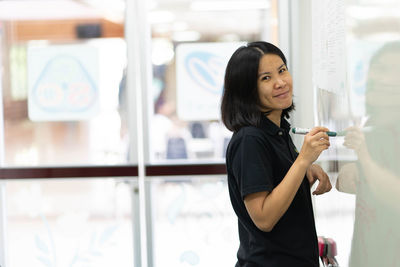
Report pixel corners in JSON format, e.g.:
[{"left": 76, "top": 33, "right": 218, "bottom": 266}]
[{"left": 260, "top": 115, "right": 291, "bottom": 136}]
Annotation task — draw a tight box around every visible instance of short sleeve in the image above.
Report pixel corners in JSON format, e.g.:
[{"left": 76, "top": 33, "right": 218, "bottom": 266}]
[{"left": 231, "top": 134, "right": 274, "bottom": 199}]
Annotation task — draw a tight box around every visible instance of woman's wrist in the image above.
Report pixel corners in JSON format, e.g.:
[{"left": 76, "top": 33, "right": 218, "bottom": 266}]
[{"left": 294, "top": 156, "right": 312, "bottom": 170}]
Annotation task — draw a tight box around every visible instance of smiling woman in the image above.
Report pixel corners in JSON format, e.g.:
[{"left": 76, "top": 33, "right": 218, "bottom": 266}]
[
  {"left": 221, "top": 41, "right": 332, "bottom": 267},
  {"left": 256, "top": 54, "right": 293, "bottom": 125}
]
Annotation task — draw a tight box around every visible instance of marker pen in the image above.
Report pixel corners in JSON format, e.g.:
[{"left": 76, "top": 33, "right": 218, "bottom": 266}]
[
  {"left": 292, "top": 127, "right": 373, "bottom": 137},
  {"left": 291, "top": 127, "right": 339, "bottom": 137}
]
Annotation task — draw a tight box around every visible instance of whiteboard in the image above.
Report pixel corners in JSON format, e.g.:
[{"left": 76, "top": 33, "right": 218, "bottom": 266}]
[{"left": 312, "top": 1, "right": 400, "bottom": 266}]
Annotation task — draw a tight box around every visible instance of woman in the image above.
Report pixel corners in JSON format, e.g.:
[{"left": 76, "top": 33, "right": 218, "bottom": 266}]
[{"left": 221, "top": 41, "right": 332, "bottom": 266}]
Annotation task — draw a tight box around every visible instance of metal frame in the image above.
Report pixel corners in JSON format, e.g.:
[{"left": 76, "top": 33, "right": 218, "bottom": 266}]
[
  {"left": 125, "top": 0, "right": 143, "bottom": 266},
  {"left": 0, "top": 184, "right": 6, "bottom": 267},
  {"left": 0, "top": 21, "right": 6, "bottom": 267},
  {"left": 278, "top": 0, "right": 292, "bottom": 68},
  {"left": 125, "top": 0, "right": 153, "bottom": 266}
]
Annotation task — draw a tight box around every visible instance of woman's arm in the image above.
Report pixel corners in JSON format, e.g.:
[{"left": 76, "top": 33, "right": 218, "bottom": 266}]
[{"left": 244, "top": 127, "right": 331, "bottom": 232}]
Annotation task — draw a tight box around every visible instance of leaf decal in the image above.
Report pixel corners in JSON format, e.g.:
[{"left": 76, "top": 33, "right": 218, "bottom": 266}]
[
  {"left": 99, "top": 225, "right": 118, "bottom": 245},
  {"left": 180, "top": 250, "right": 200, "bottom": 265},
  {"left": 37, "top": 256, "right": 53, "bottom": 267},
  {"left": 35, "top": 235, "right": 49, "bottom": 254}
]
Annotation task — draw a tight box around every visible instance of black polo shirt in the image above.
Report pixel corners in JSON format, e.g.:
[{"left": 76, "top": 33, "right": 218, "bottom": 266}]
[{"left": 226, "top": 116, "right": 318, "bottom": 267}]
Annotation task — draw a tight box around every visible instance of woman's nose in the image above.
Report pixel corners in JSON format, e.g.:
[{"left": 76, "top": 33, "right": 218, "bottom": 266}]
[{"left": 274, "top": 78, "right": 285, "bottom": 88}]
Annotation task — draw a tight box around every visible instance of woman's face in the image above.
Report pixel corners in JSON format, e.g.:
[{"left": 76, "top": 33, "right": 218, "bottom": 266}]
[
  {"left": 256, "top": 54, "right": 293, "bottom": 114},
  {"left": 365, "top": 50, "right": 400, "bottom": 124},
  {"left": 366, "top": 51, "right": 400, "bottom": 108}
]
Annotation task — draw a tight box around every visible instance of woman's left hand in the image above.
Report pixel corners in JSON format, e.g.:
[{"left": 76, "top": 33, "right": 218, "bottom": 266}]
[
  {"left": 343, "top": 126, "right": 371, "bottom": 163},
  {"left": 306, "top": 164, "right": 332, "bottom": 195}
]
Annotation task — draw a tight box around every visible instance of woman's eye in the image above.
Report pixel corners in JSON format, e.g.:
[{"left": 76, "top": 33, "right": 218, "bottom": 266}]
[
  {"left": 279, "top": 68, "right": 287, "bottom": 73},
  {"left": 261, "top": 76, "right": 271, "bottom": 81}
]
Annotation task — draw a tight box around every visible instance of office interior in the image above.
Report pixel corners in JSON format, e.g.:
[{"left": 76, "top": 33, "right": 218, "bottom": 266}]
[{"left": 0, "top": 0, "right": 399, "bottom": 266}]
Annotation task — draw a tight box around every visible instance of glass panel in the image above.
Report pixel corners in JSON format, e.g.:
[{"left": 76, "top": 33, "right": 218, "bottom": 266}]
[
  {"left": 314, "top": 2, "right": 400, "bottom": 266},
  {"left": 150, "top": 176, "right": 238, "bottom": 267},
  {"left": 329, "top": 1, "right": 400, "bottom": 266},
  {"left": 6, "top": 178, "right": 134, "bottom": 267},
  {"left": 147, "top": 0, "right": 279, "bottom": 163},
  {"left": 0, "top": 0, "right": 130, "bottom": 166}
]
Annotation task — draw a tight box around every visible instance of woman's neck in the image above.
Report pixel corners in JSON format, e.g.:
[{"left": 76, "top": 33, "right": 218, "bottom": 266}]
[{"left": 266, "top": 111, "right": 282, "bottom": 127}]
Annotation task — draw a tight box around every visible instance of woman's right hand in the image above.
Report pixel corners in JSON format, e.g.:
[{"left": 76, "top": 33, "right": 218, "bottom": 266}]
[{"left": 298, "top": 127, "right": 330, "bottom": 166}]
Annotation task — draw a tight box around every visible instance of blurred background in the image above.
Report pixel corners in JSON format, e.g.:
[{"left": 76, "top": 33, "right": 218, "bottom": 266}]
[{"left": 0, "top": 0, "right": 399, "bottom": 266}]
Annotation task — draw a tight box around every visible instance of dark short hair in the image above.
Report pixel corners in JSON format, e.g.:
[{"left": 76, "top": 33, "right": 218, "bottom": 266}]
[{"left": 221, "top": 41, "right": 295, "bottom": 132}]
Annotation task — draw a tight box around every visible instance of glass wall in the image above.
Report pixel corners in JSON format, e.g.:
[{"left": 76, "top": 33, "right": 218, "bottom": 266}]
[
  {"left": 0, "top": 1, "right": 282, "bottom": 267},
  {"left": 0, "top": 0, "right": 128, "bottom": 167},
  {"left": 0, "top": 1, "right": 134, "bottom": 266},
  {"left": 150, "top": 176, "right": 237, "bottom": 267},
  {"left": 6, "top": 178, "right": 134, "bottom": 267}
]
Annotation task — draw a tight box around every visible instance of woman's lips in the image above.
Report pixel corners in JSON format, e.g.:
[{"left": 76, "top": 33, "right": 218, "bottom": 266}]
[{"left": 274, "top": 91, "right": 290, "bottom": 98}]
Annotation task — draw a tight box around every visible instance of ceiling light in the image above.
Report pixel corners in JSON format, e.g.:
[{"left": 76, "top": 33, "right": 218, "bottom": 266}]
[
  {"left": 172, "top": 31, "right": 201, "bottom": 42},
  {"left": 173, "top": 21, "right": 189, "bottom": 32},
  {"left": 149, "top": 10, "right": 175, "bottom": 24},
  {"left": 191, "top": 0, "right": 270, "bottom": 11}
]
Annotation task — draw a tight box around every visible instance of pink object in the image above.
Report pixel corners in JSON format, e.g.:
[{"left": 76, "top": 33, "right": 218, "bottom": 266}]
[
  {"left": 318, "top": 236, "right": 325, "bottom": 257},
  {"left": 327, "top": 238, "right": 337, "bottom": 257}
]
